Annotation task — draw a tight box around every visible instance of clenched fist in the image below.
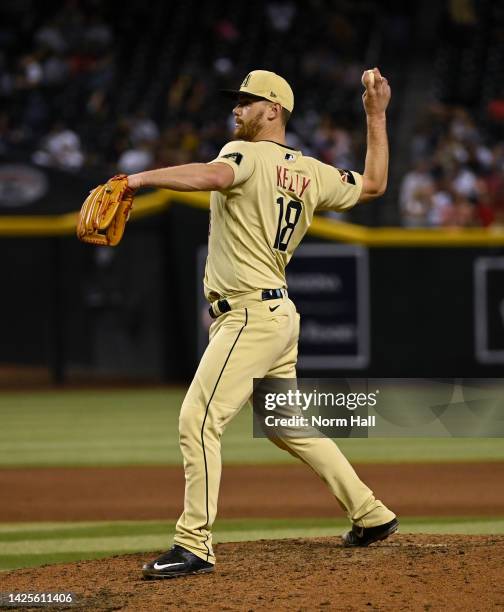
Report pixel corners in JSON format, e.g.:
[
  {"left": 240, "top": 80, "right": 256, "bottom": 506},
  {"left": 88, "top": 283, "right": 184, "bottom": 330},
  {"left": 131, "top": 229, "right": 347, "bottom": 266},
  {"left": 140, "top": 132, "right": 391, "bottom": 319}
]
[{"left": 361, "top": 67, "right": 391, "bottom": 117}]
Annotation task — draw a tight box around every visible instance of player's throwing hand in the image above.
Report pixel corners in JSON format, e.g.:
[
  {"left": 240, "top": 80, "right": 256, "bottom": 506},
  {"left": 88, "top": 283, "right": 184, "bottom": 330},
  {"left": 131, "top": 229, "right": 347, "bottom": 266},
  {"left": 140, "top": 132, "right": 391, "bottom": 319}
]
[{"left": 361, "top": 67, "right": 391, "bottom": 116}]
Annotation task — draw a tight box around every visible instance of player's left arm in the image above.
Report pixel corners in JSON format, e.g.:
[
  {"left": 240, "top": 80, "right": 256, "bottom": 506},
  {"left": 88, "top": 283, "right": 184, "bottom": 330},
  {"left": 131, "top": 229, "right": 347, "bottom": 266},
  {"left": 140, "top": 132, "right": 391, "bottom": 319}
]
[
  {"left": 359, "top": 67, "right": 391, "bottom": 203},
  {"left": 127, "top": 162, "right": 235, "bottom": 192}
]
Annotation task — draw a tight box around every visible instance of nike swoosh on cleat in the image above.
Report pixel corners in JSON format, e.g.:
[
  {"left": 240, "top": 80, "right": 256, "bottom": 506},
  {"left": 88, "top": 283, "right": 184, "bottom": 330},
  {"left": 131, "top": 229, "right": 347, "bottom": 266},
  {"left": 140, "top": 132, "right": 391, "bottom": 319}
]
[
  {"left": 269, "top": 305, "right": 280, "bottom": 312},
  {"left": 153, "top": 562, "right": 185, "bottom": 570}
]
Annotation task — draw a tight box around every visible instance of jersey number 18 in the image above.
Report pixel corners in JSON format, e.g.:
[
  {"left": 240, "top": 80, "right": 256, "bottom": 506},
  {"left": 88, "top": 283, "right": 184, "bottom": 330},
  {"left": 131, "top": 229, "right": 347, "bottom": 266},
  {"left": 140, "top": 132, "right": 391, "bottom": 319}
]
[{"left": 273, "top": 196, "right": 302, "bottom": 252}]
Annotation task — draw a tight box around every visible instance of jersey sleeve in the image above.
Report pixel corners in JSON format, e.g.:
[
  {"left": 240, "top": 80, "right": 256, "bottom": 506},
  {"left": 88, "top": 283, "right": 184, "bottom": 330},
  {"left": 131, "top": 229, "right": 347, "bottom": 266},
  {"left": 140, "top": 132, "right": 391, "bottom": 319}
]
[
  {"left": 315, "top": 162, "right": 363, "bottom": 211},
  {"left": 208, "top": 141, "right": 255, "bottom": 187}
]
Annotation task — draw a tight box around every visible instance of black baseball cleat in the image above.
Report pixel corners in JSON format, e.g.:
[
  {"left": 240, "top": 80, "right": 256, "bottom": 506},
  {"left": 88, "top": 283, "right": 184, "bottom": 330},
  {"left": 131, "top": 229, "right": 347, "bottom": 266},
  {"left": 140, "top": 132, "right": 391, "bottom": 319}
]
[
  {"left": 342, "top": 517, "right": 399, "bottom": 547},
  {"left": 142, "top": 545, "right": 214, "bottom": 579}
]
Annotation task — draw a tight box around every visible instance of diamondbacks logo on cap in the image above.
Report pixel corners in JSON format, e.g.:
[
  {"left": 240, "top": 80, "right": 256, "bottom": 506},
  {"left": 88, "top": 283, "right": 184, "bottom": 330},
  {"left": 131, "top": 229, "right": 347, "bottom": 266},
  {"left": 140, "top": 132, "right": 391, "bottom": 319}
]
[
  {"left": 222, "top": 152, "right": 243, "bottom": 165},
  {"left": 241, "top": 73, "right": 252, "bottom": 87},
  {"left": 337, "top": 168, "right": 356, "bottom": 185}
]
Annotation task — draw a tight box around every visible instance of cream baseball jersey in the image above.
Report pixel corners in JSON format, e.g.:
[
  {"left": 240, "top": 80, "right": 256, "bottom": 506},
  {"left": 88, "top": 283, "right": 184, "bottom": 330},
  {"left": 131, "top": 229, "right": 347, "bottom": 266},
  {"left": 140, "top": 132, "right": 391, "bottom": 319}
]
[{"left": 204, "top": 139, "right": 363, "bottom": 301}]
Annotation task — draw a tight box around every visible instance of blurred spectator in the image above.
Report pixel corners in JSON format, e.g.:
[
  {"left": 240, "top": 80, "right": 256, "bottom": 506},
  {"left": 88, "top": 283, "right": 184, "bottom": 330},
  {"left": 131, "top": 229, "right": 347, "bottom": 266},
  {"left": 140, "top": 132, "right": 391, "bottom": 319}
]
[
  {"left": 117, "top": 143, "right": 154, "bottom": 174},
  {"left": 266, "top": 2, "right": 296, "bottom": 32},
  {"left": 399, "top": 160, "right": 434, "bottom": 226},
  {"left": 86, "top": 53, "right": 115, "bottom": 92},
  {"left": 488, "top": 94, "right": 504, "bottom": 123},
  {"left": 42, "top": 51, "right": 68, "bottom": 86},
  {"left": 402, "top": 185, "right": 433, "bottom": 227},
  {"left": 33, "top": 122, "right": 84, "bottom": 170},
  {"left": 477, "top": 150, "right": 504, "bottom": 226},
  {"left": 312, "top": 114, "right": 357, "bottom": 170},
  {"left": 34, "top": 18, "right": 66, "bottom": 54},
  {"left": 0, "top": 52, "right": 13, "bottom": 96},
  {"left": 213, "top": 19, "right": 239, "bottom": 43},
  {"left": 83, "top": 13, "right": 113, "bottom": 51},
  {"left": 428, "top": 178, "right": 453, "bottom": 226},
  {"left": 23, "top": 91, "right": 50, "bottom": 134},
  {"left": 445, "top": 192, "right": 475, "bottom": 226},
  {"left": 16, "top": 54, "right": 43, "bottom": 89},
  {"left": 487, "top": 88, "right": 504, "bottom": 145},
  {"left": 401, "top": 104, "right": 503, "bottom": 227},
  {"left": 130, "top": 112, "right": 160, "bottom": 146}
]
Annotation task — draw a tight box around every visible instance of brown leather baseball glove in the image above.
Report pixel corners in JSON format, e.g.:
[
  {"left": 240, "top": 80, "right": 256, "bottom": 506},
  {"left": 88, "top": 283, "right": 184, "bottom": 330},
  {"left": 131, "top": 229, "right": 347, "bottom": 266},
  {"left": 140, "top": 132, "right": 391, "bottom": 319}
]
[{"left": 76, "top": 174, "right": 135, "bottom": 246}]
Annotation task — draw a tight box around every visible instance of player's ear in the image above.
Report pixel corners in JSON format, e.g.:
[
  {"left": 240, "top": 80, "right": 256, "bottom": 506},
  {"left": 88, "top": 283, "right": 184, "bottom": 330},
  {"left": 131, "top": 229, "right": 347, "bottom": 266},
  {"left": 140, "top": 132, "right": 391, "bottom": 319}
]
[{"left": 266, "top": 102, "right": 282, "bottom": 122}]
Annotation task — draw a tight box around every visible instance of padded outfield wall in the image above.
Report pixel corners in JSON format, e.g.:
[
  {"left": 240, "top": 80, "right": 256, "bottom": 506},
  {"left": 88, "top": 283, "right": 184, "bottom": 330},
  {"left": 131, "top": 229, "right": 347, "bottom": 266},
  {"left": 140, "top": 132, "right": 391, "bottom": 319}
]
[{"left": 0, "top": 194, "right": 503, "bottom": 383}]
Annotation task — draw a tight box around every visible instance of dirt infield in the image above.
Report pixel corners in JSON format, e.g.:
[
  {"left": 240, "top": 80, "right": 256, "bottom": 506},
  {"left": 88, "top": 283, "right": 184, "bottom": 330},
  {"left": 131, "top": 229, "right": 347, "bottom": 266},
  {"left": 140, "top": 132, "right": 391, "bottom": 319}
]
[
  {"left": 2, "top": 464, "right": 504, "bottom": 610},
  {"left": 1, "top": 462, "right": 504, "bottom": 521},
  {"left": 2, "top": 535, "right": 504, "bottom": 611}
]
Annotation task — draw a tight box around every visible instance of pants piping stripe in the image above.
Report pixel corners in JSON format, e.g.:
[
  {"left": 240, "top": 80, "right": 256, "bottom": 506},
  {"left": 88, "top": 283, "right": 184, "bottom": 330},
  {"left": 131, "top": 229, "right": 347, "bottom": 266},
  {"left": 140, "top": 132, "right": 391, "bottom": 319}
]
[{"left": 199, "top": 308, "right": 249, "bottom": 560}]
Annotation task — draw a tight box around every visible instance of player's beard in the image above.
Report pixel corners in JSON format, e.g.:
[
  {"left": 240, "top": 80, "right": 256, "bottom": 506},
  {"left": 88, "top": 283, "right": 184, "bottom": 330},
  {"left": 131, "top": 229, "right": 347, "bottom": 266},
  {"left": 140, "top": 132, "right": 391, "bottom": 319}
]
[{"left": 234, "top": 110, "right": 265, "bottom": 141}]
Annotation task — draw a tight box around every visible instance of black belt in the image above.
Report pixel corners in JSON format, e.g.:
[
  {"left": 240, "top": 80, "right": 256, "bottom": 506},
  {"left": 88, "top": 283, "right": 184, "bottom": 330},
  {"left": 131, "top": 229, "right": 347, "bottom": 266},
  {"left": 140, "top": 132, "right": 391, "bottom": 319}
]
[{"left": 209, "top": 289, "right": 285, "bottom": 319}]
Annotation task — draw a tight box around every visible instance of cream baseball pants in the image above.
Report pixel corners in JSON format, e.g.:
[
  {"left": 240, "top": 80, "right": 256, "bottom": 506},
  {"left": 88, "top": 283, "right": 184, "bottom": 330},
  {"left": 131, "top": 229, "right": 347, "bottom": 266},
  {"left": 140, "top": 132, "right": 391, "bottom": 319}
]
[{"left": 174, "top": 294, "right": 395, "bottom": 563}]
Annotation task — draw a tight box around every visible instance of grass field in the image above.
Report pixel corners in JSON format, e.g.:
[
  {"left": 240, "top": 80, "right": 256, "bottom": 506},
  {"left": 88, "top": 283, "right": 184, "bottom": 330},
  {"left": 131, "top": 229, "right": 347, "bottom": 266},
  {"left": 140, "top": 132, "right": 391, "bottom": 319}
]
[
  {"left": 1, "top": 517, "right": 504, "bottom": 571},
  {"left": 0, "top": 389, "right": 503, "bottom": 466}
]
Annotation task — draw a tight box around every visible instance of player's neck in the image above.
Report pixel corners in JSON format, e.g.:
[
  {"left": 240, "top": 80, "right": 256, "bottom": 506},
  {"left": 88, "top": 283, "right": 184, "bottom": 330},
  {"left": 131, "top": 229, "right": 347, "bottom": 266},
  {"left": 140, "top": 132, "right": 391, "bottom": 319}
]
[{"left": 251, "top": 126, "right": 286, "bottom": 145}]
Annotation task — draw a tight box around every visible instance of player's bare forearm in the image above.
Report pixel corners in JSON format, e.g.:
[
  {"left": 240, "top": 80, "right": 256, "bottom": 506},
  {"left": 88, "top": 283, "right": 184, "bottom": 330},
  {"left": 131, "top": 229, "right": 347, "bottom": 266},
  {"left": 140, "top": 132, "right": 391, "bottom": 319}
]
[
  {"left": 360, "top": 67, "right": 391, "bottom": 202},
  {"left": 127, "top": 162, "right": 234, "bottom": 192},
  {"left": 362, "top": 113, "right": 388, "bottom": 200}
]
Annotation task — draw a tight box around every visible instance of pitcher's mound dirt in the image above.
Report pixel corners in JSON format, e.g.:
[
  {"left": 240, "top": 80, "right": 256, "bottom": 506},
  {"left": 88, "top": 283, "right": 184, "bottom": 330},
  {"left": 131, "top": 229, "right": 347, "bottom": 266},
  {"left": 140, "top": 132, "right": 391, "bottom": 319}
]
[{"left": 2, "top": 535, "right": 504, "bottom": 611}]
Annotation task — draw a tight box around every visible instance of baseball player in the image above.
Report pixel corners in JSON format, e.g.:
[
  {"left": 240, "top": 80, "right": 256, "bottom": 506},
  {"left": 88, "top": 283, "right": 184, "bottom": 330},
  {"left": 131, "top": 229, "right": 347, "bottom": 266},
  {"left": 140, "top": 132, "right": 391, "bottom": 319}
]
[{"left": 128, "top": 68, "right": 397, "bottom": 579}]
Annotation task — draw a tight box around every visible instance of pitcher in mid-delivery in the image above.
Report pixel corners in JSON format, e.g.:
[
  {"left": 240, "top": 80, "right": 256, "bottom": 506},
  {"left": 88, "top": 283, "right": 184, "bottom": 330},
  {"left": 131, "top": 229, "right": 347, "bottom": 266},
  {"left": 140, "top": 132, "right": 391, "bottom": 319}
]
[{"left": 126, "top": 68, "right": 398, "bottom": 579}]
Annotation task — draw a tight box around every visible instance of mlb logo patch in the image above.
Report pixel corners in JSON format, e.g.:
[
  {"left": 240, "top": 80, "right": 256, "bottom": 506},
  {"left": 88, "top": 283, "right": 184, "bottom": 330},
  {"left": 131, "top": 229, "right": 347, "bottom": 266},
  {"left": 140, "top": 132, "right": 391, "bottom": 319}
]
[{"left": 284, "top": 153, "right": 295, "bottom": 162}]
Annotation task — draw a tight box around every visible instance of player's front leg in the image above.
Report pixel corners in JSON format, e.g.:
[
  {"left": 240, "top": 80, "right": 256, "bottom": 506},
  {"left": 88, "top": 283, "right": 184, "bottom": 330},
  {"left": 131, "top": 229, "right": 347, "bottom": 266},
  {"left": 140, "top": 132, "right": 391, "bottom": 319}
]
[
  {"left": 178, "top": 305, "right": 295, "bottom": 565},
  {"left": 172, "top": 309, "right": 255, "bottom": 565},
  {"left": 142, "top": 304, "right": 297, "bottom": 577}
]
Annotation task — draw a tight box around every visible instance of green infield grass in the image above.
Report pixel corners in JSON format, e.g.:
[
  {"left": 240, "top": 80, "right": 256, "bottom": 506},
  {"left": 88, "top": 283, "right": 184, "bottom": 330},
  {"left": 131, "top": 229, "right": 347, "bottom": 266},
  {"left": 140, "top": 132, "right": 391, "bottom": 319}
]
[
  {"left": 0, "top": 389, "right": 503, "bottom": 466},
  {"left": 0, "top": 517, "right": 503, "bottom": 571}
]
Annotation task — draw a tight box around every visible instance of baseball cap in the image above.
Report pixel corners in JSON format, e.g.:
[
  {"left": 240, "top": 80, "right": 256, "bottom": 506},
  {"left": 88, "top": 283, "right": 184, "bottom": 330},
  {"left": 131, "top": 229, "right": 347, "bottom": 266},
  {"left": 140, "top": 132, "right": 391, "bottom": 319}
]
[{"left": 221, "top": 70, "right": 294, "bottom": 113}]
